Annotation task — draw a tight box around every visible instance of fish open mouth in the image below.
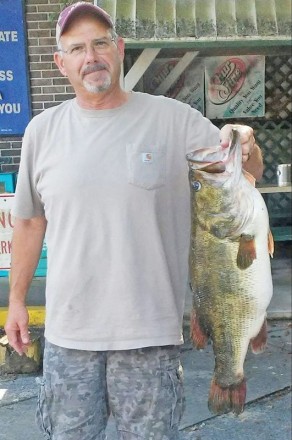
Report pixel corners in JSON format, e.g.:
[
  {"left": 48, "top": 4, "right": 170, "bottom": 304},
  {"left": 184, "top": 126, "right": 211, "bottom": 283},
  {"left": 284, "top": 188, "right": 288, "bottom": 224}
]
[
  {"left": 186, "top": 129, "right": 241, "bottom": 175},
  {"left": 186, "top": 146, "right": 227, "bottom": 173}
]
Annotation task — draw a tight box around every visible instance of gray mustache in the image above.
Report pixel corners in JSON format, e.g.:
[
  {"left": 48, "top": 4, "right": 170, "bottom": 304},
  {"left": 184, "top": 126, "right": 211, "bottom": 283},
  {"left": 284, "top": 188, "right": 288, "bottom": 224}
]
[{"left": 82, "top": 63, "right": 108, "bottom": 75}]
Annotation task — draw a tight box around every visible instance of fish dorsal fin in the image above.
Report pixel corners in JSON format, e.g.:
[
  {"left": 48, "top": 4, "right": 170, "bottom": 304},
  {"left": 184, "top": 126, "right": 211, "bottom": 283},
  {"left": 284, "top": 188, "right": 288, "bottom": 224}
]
[
  {"left": 243, "top": 169, "right": 256, "bottom": 187},
  {"left": 268, "top": 229, "right": 274, "bottom": 258}
]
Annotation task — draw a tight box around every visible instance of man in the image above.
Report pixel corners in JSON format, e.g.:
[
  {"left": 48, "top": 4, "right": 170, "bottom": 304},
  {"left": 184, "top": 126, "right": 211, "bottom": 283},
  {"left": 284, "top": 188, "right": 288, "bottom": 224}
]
[{"left": 4, "top": 2, "right": 263, "bottom": 439}]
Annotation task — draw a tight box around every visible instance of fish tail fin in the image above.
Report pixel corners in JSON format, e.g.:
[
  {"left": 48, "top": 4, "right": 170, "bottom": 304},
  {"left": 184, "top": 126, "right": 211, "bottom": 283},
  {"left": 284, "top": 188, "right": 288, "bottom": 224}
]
[
  {"left": 208, "top": 379, "right": 231, "bottom": 415},
  {"left": 229, "top": 380, "right": 247, "bottom": 415},
  {"left": 208, "top": 378, "right": 246, "bottom": 415},
  {"left": 250, "top": 318, "right": 268, "bottom": 353},
  {"left": 190, "top": 309, "right": 208, "bottom": 349}
]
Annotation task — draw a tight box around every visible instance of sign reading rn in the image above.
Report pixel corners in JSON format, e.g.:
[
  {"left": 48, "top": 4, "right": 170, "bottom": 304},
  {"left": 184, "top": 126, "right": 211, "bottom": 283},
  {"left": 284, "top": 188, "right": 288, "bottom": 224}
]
[
  {"left": 0, "top": 194, "right": 14, "bottom": 270},
  {"left": 0, "top": 0, "right": 31, "bottom": 136}
]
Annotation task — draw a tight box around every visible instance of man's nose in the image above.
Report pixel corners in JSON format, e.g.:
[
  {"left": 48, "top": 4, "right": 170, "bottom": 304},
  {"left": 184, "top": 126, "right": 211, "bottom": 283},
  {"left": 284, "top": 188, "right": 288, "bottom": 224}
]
[{"left": 84, "top": 45, "right": 98, "bottom": 62}]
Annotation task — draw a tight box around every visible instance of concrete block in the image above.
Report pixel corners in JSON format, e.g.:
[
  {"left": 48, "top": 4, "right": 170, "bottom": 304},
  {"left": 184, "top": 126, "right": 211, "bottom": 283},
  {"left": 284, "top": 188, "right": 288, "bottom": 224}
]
[{"left": 0, "top": 334, "right": 42, "bottom": 374}]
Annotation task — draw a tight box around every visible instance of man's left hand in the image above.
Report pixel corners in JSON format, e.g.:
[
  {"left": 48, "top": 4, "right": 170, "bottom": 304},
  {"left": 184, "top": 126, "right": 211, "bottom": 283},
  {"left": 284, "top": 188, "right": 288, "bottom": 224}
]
[
  {"left": 220, "top": 124, "right": 255, "bottom": 163},
  {"left": 219, "top": 123, "right": 263, "bottom": 181}
]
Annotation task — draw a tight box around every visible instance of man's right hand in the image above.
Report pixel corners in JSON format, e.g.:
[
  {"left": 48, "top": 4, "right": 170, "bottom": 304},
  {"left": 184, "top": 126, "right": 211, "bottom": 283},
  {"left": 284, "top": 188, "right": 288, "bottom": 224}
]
[
  {"left": 4, "top": 216, "right": 47, "bottom": 355},
  {"left": 4, "top": 302, "right": 30, "bottom": 355}
]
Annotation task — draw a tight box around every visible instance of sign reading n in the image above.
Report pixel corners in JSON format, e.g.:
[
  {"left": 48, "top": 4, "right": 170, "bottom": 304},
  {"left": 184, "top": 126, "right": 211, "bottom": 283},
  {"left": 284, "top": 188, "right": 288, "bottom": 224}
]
[{"left": 0, "top": 0, "right": 31, "bottom": 136}]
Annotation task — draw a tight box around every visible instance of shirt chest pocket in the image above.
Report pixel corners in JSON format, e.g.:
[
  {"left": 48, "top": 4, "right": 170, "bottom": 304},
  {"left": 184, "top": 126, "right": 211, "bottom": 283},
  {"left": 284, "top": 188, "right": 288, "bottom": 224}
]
[{"left": 127, "top": 144, "right": 166, "bottom": 190}]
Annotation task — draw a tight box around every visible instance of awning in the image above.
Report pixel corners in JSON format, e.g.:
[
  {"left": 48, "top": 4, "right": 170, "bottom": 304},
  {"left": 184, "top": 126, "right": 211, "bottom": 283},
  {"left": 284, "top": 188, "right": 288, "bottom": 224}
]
[
  {"left": 95, "top": 0, "right": 291, "bottom": 41},
  {"left": 94, "top": 0, "right": 291, "bottom": 91}
]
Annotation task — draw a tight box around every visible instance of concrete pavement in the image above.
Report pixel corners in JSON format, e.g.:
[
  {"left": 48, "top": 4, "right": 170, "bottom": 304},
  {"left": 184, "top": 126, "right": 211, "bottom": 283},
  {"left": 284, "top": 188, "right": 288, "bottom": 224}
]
[
  {"left": 0, "top": 319, "right": 291, "bottom": 440},
  {"left": 0, "top": 244, "right": 291, "bottom": 438}
]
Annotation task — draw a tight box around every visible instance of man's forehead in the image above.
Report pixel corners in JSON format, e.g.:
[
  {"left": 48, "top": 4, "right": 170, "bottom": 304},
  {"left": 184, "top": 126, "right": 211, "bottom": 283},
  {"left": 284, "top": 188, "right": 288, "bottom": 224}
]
[{"left": 60, "top": 16, "right": 112, "bottom": 45}]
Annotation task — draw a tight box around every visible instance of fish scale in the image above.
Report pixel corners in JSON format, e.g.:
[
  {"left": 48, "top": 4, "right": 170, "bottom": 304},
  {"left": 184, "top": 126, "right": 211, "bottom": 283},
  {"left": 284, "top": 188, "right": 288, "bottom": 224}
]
[{"left": 187, "top": 129, "right": 273, "bottom": 415}]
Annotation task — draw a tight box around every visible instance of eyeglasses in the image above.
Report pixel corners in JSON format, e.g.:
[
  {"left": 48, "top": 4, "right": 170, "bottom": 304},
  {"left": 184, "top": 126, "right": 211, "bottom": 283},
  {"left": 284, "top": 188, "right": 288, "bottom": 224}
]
[{"left": 58, "top": 37, "right": 116, "bottom": 57}]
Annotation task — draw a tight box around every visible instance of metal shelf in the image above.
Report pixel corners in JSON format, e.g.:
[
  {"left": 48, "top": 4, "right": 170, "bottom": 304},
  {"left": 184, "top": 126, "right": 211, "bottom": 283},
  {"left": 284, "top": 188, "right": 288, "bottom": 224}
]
[{"left": 125, "top": 37, "right": 291, "bottom": 50}]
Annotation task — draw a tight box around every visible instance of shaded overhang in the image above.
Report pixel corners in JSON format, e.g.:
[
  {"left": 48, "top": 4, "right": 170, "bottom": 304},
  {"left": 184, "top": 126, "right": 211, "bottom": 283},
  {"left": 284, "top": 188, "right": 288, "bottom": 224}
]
[{"left": 94, "top": 0, "right": 291, "bottom": 91}]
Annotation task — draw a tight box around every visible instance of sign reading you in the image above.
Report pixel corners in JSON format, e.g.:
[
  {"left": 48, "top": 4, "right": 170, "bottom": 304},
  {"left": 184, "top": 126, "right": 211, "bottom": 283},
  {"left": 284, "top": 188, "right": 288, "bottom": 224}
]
[{"left": 0, "top": 0, "right": 31, "bottom": 136}]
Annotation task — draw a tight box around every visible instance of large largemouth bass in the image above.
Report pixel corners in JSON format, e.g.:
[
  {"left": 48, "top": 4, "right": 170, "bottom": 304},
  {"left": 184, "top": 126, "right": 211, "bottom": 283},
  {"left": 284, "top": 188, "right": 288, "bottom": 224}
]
[{"left": 186, "top": 130, "right": 273, "bottom": 415}]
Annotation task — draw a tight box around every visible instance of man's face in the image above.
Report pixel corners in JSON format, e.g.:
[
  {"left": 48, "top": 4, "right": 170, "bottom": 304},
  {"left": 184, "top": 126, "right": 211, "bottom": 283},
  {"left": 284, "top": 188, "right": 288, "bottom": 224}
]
[{"left": 54, "top": 15, "right": 124, "bottom": 95}]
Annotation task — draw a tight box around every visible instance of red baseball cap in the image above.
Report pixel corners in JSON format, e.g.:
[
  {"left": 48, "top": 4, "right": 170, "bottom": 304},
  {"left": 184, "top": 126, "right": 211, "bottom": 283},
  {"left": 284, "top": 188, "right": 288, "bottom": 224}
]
[{"left": 56, "top": 1, "right": 114, "bottom": 44}]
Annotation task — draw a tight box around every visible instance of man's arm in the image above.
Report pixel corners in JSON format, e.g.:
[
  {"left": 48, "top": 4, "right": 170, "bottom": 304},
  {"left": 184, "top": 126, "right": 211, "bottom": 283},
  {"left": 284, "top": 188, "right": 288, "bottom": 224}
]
[
  {"left": 242, "top": 143, "right": 263, "bottom": 182},
  {"left": 4, "top": 216, "right": 47, "bottom": 355}
]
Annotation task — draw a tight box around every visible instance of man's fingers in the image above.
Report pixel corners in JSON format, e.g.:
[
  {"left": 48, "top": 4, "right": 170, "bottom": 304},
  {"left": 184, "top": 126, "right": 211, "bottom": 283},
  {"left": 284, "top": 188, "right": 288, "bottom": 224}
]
[
  {"left": 4, "top": 303, "right": 30, "bottom": 354},
  {"left": 7, "top": 332, "right": 30, "bottom": 355},
  {"left": 20, "top": 327, "right": 30, "bottom": 345},
  {"left": 6, "top": 331, "right": 25, "bottom": 355},
  {"left": 5, "top": 318, "right": 30, "bottom": 355},
  {"left": 220, "top": 124, "right": 254, "bottom": 153},
  {"left": 219, "top": 124, "right": 233, "bottom": 147}
]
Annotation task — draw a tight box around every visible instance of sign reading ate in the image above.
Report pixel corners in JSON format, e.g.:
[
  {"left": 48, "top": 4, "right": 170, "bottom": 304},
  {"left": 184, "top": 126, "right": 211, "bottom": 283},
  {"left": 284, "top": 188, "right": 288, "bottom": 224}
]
[{"left": 0, "top": 0, "right": 31, "bottom": 135}]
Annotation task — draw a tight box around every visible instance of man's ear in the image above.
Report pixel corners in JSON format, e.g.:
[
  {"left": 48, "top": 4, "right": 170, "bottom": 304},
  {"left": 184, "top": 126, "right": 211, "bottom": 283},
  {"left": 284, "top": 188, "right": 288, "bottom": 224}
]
[
  {"left": 116, "top": 37, "right": 125, "bottom": 63},
  {"left": 54, "top": 51, "right": 67, "bottom": 76}
]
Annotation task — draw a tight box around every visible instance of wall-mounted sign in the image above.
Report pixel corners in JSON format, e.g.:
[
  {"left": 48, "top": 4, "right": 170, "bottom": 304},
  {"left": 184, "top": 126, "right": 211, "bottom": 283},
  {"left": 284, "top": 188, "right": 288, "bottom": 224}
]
[
  {"left": 0, "top": 0, "right": 31, "bottom": 136},
  {"left": 0, "top": 194, "right": 14, "bottom": 270},
  {"left": 144, "top": 58, "right": 205, "bottom": 115},
  {"left": 0, "top": 192, "right": 47, "bottom": 276},
  {"left": 205, "top": 55, "right": 265, "bottom": 119}
]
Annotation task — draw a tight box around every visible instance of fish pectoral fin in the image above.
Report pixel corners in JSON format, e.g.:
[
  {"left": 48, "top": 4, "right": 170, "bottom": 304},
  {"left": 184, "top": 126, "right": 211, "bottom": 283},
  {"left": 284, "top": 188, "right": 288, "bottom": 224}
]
[
  {"left": 243, "top": 169, "right": 256, "bottom": 187},
  {"left": 268, "top": 228, "right": 274, "bottom": 258},
  {"left": 250, "top": 318, "right": 268, "bottom": 353},
  {"left": 237, "top": 234, "right": 257, "bottom": 269},
  {"left": 190, "top": 310, "right": 208, "bottom": 349}
]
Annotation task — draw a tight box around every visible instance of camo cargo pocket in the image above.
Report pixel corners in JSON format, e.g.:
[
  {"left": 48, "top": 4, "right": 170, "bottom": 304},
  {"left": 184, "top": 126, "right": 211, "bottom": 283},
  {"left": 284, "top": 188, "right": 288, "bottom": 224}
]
[
  {"left": 161, "top": 358, "right": 185, "bottom": 429},
  {"left": 127, "top": 143, "right": 166, "bottom": 190},
  {"left": 35, "top": 378, "right": 52, "bottom": 439}
]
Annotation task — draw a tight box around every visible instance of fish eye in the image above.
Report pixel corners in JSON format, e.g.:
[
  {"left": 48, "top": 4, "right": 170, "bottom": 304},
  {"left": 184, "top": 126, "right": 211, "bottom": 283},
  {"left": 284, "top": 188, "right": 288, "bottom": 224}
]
[{"left": 192, "top": 181, "right": 201, "bottom": 191}]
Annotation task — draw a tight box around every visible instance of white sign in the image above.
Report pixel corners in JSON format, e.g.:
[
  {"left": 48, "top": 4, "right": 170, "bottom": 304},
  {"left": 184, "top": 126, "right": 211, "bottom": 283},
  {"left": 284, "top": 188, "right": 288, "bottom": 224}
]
[
  {"left": 205, "top": 55, "right": 265, "bottom": 119},
  {"left": 0, "top": 194, "right": 14, "bottom": 270}
]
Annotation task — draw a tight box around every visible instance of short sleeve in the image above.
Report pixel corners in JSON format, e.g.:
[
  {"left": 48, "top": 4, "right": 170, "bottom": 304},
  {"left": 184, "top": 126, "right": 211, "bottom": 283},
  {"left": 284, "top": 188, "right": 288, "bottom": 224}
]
[
  {"left": 11, "top": 122, "right": 45, "bottom": 219},
  {"left": 185, "top": 106, "right": 220, "bottom": 155}
]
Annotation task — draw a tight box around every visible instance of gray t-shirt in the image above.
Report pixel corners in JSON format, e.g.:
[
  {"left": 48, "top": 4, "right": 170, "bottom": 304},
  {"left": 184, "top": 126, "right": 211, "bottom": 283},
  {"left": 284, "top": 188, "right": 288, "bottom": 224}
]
[{"left": 13, "top": 92, "right": 220, "bottom": 350}]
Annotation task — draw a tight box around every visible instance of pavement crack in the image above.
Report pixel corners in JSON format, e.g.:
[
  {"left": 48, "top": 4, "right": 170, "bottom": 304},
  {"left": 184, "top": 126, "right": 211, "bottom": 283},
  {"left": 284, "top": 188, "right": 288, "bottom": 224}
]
[
  {"left": 181, "top": 386, "right": 291, "bottom": 433},
  {"left": 0, "top": 393, "right": 38, "bottom": 408}
]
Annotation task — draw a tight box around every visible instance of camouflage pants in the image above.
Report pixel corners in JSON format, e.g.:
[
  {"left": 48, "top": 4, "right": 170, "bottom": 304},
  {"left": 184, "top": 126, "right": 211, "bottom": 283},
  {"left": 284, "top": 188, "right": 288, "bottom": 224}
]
[{"left": 36, "top": 341, "right": 185, "bottom": 440}]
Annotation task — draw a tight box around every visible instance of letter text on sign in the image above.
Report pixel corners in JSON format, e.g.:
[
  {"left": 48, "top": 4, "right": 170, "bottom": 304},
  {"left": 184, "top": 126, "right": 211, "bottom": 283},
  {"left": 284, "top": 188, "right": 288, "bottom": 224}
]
[
  {"left": 205, "top": 55, "right": 265, "bottom": 119},
  {"left": 0, "top": 0, "right": 31, "bottom": 136},
  {"left": 0, "top": 195, "right": 14, "bottom": 270}
]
